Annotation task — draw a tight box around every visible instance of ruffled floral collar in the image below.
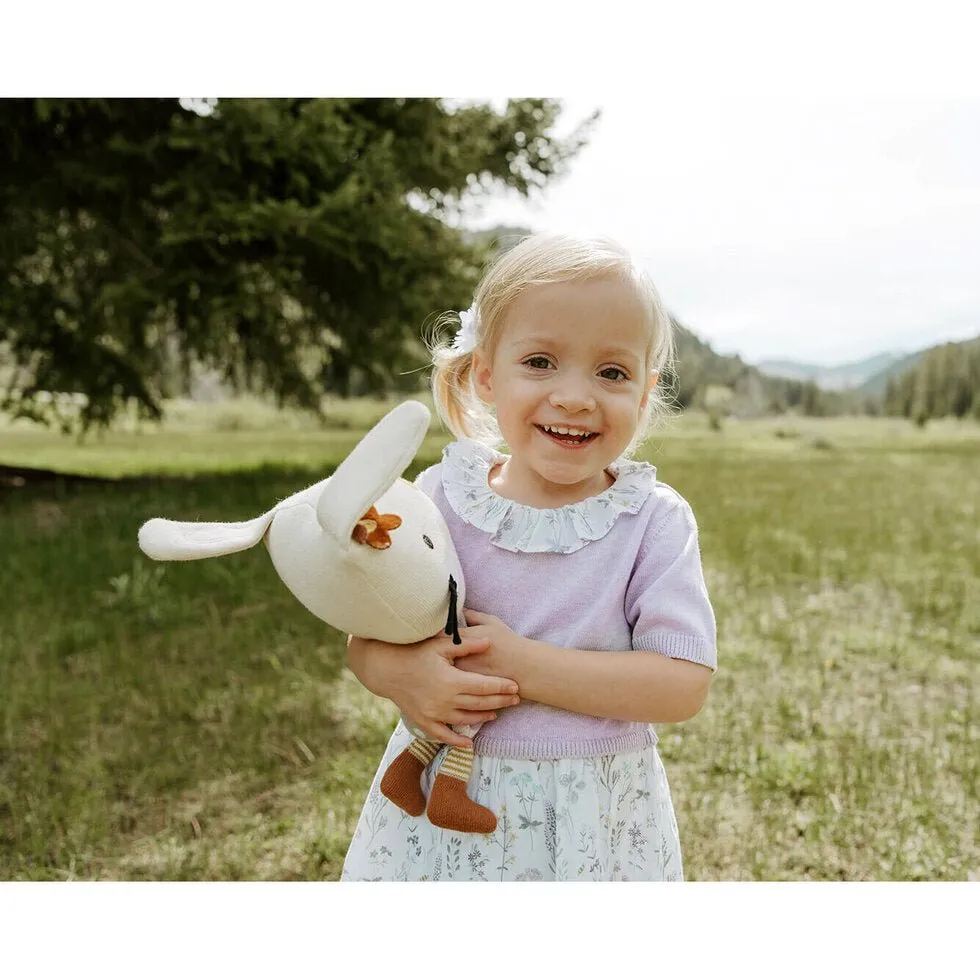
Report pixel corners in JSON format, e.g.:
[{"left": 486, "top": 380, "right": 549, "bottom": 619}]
[{"left": 440, "top": 438, "right": 658, "bottom": 554}]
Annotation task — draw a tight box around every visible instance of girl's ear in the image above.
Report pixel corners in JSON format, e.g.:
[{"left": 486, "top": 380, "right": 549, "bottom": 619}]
[
  {"left": 640, "top": 370, "right": 660, "bottom": 410},
  {"left": 471, "top": 348, "right": 494, "bottom": 406}
]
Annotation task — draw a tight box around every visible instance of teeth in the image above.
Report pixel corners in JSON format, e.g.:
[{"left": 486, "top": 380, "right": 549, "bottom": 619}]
[{"left": 543, "top": 424, "right": 592, "bottom": 437}]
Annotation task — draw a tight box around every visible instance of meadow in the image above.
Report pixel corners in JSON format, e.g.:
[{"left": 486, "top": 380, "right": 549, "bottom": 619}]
[{"left": 1, "top": 397, "right": 977, "bottom": 880}]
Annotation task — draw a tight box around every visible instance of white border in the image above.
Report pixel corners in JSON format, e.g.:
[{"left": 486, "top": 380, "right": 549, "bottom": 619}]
[
  {"left": 0, "top": 882, "right": 976, "bottom": 977},
  {"left": 3, "top": 2, "right": 979, "bottom": 97}
]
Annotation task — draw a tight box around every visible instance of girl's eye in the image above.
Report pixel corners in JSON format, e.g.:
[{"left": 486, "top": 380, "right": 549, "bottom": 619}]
[
  {"left": 524, "top": 356, "right": 552, "bottom": 370},
  {"left": 599, "top": 367, "right": 628, "bottom": 382}
]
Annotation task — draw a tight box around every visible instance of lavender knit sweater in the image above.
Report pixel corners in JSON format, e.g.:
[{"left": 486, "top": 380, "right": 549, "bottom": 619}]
[{"left": 416, "top": 440, "right": 717, "bottom": 762}]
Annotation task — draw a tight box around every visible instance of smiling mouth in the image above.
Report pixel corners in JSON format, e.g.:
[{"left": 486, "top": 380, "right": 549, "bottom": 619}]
[{"left": 535, "top": 424, "right": 599, "bottom": 447}]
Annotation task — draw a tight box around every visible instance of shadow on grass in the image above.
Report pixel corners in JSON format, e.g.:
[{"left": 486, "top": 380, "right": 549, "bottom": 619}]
[{"left": 1, "top": 458, "right": 416, "bottom": 880}]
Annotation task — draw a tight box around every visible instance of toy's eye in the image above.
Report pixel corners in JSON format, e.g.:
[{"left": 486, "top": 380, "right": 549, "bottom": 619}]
[{"left": 422, "top": 535, "right": 434, "bottom": 550}]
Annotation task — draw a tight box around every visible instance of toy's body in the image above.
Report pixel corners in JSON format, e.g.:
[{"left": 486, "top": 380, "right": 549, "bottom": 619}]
[{"left": 138, "top": 400, "right": 497, "bottom": 833}]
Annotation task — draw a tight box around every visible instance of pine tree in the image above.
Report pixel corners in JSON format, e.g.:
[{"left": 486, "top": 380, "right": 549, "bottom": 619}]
[{"left": 0, "top": 98, "right": 595, "bottom": 430}]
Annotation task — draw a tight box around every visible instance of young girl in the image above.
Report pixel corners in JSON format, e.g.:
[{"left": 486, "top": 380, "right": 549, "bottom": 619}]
[{"left": 342, "top": 233, "right": 716, "bottom": 881}]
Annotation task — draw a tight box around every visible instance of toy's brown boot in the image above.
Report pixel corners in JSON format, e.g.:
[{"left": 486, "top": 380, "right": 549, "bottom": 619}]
[
  {"left": 380, "top": 739, "right": 438, "bottom": 817},
  {"left": 426, "top": 746, "right": 496, "bottom": 834}
]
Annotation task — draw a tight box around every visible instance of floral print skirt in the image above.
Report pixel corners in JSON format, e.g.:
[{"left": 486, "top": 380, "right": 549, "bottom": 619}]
[{"left": 341, "top": 722, "right": 684, "bottom": 881}]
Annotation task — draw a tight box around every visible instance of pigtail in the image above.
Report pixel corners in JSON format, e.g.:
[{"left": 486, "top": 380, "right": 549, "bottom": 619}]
[
  {"left": 431, "top": 346, "right": 477, "bottom": 439},
  {"left": 426, "top": 311, "right": 501, "bottom": 445}
]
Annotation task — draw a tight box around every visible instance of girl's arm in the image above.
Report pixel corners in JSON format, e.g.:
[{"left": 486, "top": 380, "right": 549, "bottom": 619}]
[
  {"left": 346, "top": 632, "right": 522, "bottom": 748},
  {"left": 460, "top": 610, "right": 713, "bottom": 724},
  {"left": 462, "top": 495, "right": 715, "bottom": 724},
  {"left": 352, "top": 463, "right": 522, "bottom": 746}
]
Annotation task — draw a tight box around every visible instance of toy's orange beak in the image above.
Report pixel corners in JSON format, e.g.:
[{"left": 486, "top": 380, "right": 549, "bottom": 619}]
[{"left": 352, "top": 507, "right": 402, "bottom": 550}]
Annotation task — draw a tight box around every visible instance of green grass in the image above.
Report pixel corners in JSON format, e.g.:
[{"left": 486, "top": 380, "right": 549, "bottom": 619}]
[
  {"left": 0, "top": 394, "right": 444, "bottom": 477},
  {"left": 2, "top": 400, "right": 977, "bottom": 879}
]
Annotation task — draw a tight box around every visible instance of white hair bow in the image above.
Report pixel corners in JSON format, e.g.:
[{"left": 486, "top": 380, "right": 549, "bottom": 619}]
[{"left": 450, "top": 305, "right": 480, "bottom": 354}]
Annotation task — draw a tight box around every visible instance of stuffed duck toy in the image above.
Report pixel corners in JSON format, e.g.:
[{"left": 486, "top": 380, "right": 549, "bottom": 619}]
[{"left": 138, "top": 400, "right": 497, "bottom": 834}]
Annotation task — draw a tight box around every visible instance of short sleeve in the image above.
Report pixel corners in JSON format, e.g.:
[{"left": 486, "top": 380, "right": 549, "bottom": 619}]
[
  {"left": 413, "top": 463, "right": 441, "bottom": 500},
  {"left": 626, "top": 497, "right": 717, "bottom": 671}
]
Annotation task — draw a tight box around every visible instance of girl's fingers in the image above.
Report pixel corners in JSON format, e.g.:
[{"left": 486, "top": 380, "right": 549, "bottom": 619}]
[
  {"left": 460, "top": 673, "right": 519, "bottom": 697},
  {"left": 422, "top": 721, "right": 472, "bottom": 749},
  {"left": 456, "top": 692, "right": 520, "bottom": 711},
  {"left": 442, "top": 635, "right": 491, "bottom": 658},
  {"left": 449, "top": 710, "right": 498, "bottom": 726}
]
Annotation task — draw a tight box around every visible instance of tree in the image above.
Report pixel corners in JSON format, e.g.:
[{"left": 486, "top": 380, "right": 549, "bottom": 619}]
[
  {"left": 881, "top": 335, "right": 980, "bottom": 423},
  {"left": 0, "top": 98, "right": 595, "bottom": 430}
]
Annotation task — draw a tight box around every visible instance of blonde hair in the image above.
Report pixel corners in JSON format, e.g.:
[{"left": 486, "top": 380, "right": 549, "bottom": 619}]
[{"left": 429, "top": 233, "right": 676, "bottom": 454}]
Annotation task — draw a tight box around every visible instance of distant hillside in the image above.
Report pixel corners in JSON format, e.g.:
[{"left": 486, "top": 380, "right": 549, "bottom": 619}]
[
  {"left": 882, "top": 335, "right": 980, "bottom": 422},
  {"left": 758, "top": 352, "right": 911, "bottom": 391},
  {"left": 859, "top": 349, "right": 928, "bottom": 397},
  {"left": 464, "top": 224, "right": 533, "bottom": 255},
  {"left": 668, "top": 319, "right": 864, "bottom": 417}
]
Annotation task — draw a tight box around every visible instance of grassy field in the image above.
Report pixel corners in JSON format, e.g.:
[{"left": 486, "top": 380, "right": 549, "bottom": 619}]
[{"left": 1, "top": 400, "right": 977, "bottom": 880}]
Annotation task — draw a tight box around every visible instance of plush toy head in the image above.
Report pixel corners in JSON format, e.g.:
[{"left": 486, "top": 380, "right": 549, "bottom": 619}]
[{"left": 138, "top": 400, "right": 465, "bottom": 645}]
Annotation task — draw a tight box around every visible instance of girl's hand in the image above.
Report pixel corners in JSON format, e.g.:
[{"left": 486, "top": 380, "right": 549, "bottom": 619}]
[
  {"left": 457, "top": 609, "right": 530, "bottom": 680},
  {"left": 346, "top": 632, "right": 521, "bottom": 748}
]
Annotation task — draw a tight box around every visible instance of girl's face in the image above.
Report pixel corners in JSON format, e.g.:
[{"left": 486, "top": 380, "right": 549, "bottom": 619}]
[{"left": 472, "top": 276, "right": 658, "bottom": 508}]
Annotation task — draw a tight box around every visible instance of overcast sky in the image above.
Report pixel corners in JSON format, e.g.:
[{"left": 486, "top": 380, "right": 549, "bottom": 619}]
[
  {"left": 468, "top": 97, "right": 980, "bottom": 367},
  {"left": 7, "top": 1, "right": 977, "bottom": 372}
]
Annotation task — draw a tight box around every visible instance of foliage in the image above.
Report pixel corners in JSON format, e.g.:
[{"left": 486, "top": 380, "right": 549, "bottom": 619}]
[
  {"left": 0, "top": 98, "right": 594, "bottom": 430},
  {"left": 858, "top": 349, "right": 927, "bottom": 398},
  {"left": 883, "top": 336, "right": 980, "bottom": 423}
]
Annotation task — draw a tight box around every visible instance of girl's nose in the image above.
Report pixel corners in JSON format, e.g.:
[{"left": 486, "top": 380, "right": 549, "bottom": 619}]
[{"left": 549, "top": 385, "right": 596, "bottom": 413}]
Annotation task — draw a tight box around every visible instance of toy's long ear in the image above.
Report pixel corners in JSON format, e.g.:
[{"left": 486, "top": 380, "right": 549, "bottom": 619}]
[
  {"left": 316, "top": 400, "right": 430, "bottom": 547},
  {"left": 138, "top": 512, "right": 275, "bottom": 561}
]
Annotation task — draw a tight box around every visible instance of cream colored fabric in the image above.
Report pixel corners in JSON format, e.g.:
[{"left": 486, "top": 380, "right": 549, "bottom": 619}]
[{"left": 138, "top": 400, "right": 465, "bottom": 644}]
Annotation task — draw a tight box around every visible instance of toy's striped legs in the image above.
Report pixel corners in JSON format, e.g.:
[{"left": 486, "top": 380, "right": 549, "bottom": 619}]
[
  {"left": 380, "top": 737, "right": 440, "bottom": 816},
  {"left": 426, "top": 745, "right": 497, "bottom": 834}
]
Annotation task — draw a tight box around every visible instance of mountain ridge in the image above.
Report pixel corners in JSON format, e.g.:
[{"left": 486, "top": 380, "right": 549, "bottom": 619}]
[{"left": 756, "top": 351, "right": 915, "bottom": 390}]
